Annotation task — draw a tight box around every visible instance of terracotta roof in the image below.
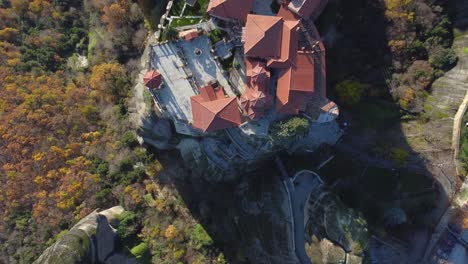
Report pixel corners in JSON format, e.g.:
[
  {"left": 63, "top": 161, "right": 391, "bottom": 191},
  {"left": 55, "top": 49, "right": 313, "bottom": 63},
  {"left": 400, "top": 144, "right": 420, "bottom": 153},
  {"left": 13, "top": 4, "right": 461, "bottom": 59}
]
[
  {"left": 267, "top": 19, "right": 300, "bottom": 69},
  {"left": 277, "top": 4, "right": 301, "bottom": 21},
  {"left": 241, "top": 59, "right": 273, "bottom": 120},
  {"left": 243, "top": 14, "right": 283, "bottom": 59},
  {"left": 240, "top": 89, "right": 273, "bottom": 120},
  {"left": 207, "top": 0, "right": 254, "bottom": 23},
  {"left": 245, "top": 58, "right": 270, "bottom": 89},
  {"left": 288, "top": 0, "right": 328, "bottom": 19},
  {"left": 190, "top": 85, "right": 241, "bottom": 132},
  {"left": 275, "top": 52, "right": 317, "bottom": 114},
  {"left": 178, "top": 29, "right": 199, "bottom": 41},
  {"left": 143, "top": 69, "right": 163, "bottom": 89}
]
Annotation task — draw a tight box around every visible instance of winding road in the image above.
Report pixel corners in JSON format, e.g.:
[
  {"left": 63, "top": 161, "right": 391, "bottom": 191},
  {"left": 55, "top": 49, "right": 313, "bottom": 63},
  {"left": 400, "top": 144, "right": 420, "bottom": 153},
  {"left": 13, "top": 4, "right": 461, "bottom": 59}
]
[{"left": 275, "top": 156, "right": 324, "bottom": 264}]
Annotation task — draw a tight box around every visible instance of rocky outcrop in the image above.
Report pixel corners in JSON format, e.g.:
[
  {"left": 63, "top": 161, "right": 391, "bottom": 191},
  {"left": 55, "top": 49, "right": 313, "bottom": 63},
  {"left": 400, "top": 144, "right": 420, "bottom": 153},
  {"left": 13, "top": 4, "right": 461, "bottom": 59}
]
[
  {"left": 34, "top": 206, "right": 136, "bottom": 264},
  {"left": 305, "top": 186, "right": 369, "bottom": 261}
]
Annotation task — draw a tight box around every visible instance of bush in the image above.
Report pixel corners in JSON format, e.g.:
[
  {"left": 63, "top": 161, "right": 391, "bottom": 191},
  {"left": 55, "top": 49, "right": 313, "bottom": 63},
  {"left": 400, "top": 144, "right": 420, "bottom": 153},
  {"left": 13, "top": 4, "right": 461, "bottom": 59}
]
[
  {"left": 429, "top": 47, "right": 457, "bottom": 70},
  {"left": 95, "top": 188, "right": 113, "bottom": 208},
  {"left": 121, "top": 131, "right": 138, "bottom": 148},
  {"left": 335, "top": 79, "right": 364, "bottom": 105},
  {"left": 117, "top": 211, "right": 139, "bottom": 240},
  {"left": 272, "top": 117, "right": 310, "bottom": 139},
  {"left": 391, "top": 148, "right": 409, "bottom": 167},
  {"left": 406, "top": 40, "right": 427, "bottom": 59},
  {"left": 163, "top": 26, "right": 178, "bottom": 41},
  {"left": 190, "top": 224, "right": 213, "bottom": 249},
  {"left": 208, "top": 29, "right": 223, "bottom": 43},
  {"left": 130, "top": 242, "right": 151, "bottom": 262}
]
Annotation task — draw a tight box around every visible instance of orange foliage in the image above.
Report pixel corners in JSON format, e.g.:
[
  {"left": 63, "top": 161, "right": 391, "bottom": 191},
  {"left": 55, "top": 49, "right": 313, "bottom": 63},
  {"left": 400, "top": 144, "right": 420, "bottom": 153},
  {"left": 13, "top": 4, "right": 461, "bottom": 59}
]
[
  {"left": 90, "top": 63, "right": 128, "bottom": 102},
  {"left": 0, "top": 65, "right": 107, "bottom": 229},
  {"left": 102, "top": 2, "right": 127, "bottom": 32}
]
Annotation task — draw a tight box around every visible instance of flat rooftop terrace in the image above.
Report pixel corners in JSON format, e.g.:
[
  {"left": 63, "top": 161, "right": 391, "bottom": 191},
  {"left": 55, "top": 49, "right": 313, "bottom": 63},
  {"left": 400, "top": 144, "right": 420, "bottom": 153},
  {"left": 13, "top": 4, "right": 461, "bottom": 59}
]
[
  {"left": 151, "top": 42, "right": 196, "bottom": 122},
  {"left": 151, "top": 36, "right": 236, "bottom": 128}
]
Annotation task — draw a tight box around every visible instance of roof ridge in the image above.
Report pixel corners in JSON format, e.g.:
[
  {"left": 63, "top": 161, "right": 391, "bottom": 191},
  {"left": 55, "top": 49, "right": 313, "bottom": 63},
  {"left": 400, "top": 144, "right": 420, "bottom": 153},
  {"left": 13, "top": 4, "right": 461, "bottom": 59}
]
[{"left": 216, "top": 97, "right": 240, "bottom": 124}]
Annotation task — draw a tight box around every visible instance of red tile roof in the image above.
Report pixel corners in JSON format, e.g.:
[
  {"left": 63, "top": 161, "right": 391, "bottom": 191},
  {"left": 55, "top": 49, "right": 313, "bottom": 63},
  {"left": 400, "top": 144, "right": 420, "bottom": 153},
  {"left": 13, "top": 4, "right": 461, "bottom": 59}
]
[
  {"left": 243, "top": 14, "right": 283, "bottom": 59},
  {"left": 241, "top": 59, "right": 273, "bottom": 120},
  {"left": 276, "top": 52, "right": 318, "bottom": 114},
  {"left": 143, "top": 69, "right": 163, "bottom": 89},
  {"left": 191, "top": 85, "right": 241, "bottom": 132},
  {"left": 267, "top": 19, "right": 300, "bottom": 69},
  {"left": 178, "top": 29, "right": 199, "bottom": 41},
  {"left": 240, "top": 89, "right": 273, "bottom": 120},
  {"left": 245, "top": 58, "right": 270, "bottom": 89},
  {"left": 207, "top": 0, "right": 254, "bottom": 23}
]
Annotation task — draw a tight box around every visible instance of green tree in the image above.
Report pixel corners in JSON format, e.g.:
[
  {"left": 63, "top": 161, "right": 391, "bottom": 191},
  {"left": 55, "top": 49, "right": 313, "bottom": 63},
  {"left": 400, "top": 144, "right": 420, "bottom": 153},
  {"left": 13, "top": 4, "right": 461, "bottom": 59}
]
[
  {"left": 429, "top": 47, "right": 457, "bottom": 70},
  {"left": 273, "top": 117, "right": 310, "bottom": 139},
  {"left": 335, "top": 79, "right": 364, "bottom": 105},
  {"left": 190, "top": 224, "right": 213, "bottom": 249}
]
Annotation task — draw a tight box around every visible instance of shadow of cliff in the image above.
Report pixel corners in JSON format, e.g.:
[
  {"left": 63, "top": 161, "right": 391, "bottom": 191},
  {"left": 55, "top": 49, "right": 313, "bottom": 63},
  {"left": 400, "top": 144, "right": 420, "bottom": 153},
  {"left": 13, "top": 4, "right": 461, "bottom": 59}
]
[{"left": 152, "top": 0, "right": 461, "bottom": 263}]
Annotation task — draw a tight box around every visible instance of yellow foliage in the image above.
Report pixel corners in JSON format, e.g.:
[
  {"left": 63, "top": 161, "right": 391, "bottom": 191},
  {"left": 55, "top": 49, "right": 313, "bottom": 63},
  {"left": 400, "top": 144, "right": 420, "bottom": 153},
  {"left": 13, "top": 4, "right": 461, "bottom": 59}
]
[
  {"left": 34, "top": 176, "right": 45, "bottom": 186},
  {"left": 164, "top": 225, "right": 178, "bottom": 240},
  {"left": 384, "top": 0, "right": 414, "bottom": 21},
  {"left": 388, "top": 40, "right": 407, "bottom": 52},
  {"left": 32, "top": 152, "right": 45, "bottom": 161},
  {"left": 155, "top": 198, "right": 168, "bottom": 212},
  {"left": 399, "top": 87, "right": 415, "bottom": 109}
]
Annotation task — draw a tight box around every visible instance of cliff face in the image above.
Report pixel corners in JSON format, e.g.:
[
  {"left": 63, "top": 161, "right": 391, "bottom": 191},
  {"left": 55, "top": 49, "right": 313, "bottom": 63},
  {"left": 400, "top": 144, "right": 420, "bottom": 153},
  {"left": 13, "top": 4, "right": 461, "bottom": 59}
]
[{"left": 34, "top": 206, "right": 135, "bottom": 264}]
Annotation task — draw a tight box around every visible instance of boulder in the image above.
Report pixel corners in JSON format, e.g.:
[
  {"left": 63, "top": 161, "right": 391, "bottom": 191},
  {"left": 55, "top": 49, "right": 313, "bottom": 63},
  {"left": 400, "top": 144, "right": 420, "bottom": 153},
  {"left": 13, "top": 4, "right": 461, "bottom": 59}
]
[{"left": 34, "top": 206, "right": 134, "bottom": 264}]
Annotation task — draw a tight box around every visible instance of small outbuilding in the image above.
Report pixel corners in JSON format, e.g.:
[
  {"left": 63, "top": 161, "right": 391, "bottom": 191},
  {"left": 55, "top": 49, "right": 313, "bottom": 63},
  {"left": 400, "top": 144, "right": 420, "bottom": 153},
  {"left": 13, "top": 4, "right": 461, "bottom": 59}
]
[
  {"left": 143, "top": 69, "right": 163, "bottom": 90},
  {"left": 178, "top": 29, "right": 199, "bottom": 41}
]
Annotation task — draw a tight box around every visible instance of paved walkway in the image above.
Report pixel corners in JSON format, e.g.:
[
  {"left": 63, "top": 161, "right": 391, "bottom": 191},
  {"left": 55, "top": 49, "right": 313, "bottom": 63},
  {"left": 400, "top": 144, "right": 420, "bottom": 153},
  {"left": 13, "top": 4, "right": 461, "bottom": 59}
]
[
  {"left": 421, "top": 0, "right": 468, "bottom": 261},
  {"left": 275, "top": 156, "right": 324, "bottom": 264}
]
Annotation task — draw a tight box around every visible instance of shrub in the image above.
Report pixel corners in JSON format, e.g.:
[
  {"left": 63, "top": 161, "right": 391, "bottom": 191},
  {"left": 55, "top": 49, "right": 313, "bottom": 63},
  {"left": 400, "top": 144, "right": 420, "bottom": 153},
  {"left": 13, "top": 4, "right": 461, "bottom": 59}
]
[
  {"left": 335, "top": 79, "right": 364, "bottom": 105},
  {"left": 117, "top": 211, "right": 139, "bottom": 240},
  {"left": 429, "top": 47, "right": 457, "bottom": 70},
  {"left": 272, "top": 117, "right": 310, "bottom": 139},
  {"left": 130, "top": 242, "right": 150, "bottom": 262},
  {"left": 121, "top": 131, "right": 138, "bottom": 148},
  {"left": 208, "top": 29, "right": 223, "bottom": 43},
  {"left": 163, "top": 26, "right": 178, "bottom": 41},
  {"left": 390, "top": 148, "right": 409, "bottom": 167},
  {"left": 95, "top": 188, "right": 113, "bottom": 208},
  {"left": 406, "top": 40, "right": 427, "bottom": 59},
  {"left": 190, "top": 224, "right": 213, "bottom": 249},
  {"left": 399, "top": 87, "right": 415, "bottom": 110}
]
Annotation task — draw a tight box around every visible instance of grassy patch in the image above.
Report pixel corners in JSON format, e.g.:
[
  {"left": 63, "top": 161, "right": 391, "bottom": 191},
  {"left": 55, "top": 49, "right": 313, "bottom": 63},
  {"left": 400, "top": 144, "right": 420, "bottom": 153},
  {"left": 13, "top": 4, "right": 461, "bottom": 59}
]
[
  {"left": 87, "top": 29, "right": 104, "bottom": 62},
  {"left": 453, "top": 28, "right": 468, "bottom": 39},
  {"left": 458, "top": 110, "right": 468, "bottom": 169},
  {"left": 464, "top": 47, "right": 468, "bottom": 55},
  {"left": 171, "top": 17, "right": 200, "bottom": 27}
]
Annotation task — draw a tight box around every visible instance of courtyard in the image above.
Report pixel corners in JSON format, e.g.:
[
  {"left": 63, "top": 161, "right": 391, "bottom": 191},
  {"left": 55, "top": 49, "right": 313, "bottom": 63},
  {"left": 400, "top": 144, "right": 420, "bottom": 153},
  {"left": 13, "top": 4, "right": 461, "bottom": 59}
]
[
  {"left": 178, "top": 35, "right": 235, "bottom": 96},
  {"left": 151, "top": 35, "right": 237, "bottom": 131}
]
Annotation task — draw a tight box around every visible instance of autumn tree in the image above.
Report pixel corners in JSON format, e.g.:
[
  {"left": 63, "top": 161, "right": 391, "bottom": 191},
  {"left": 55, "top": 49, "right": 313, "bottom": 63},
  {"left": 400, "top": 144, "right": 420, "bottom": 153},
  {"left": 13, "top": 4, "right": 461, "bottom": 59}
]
[{"left": 90, "top": 63, "right": 130, "bottom": 103}]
